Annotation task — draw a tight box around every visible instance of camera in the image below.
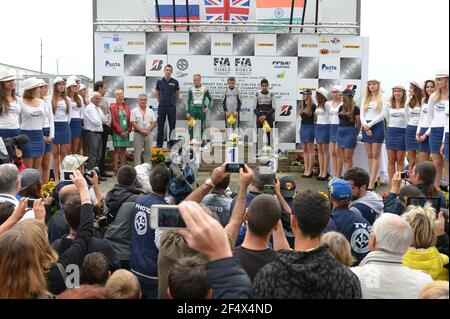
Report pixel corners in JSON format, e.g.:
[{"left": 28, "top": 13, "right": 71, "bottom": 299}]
[
  {"left": 27, "top": 199, "right": 35, "bottom": 208},
  {"left": 225, "top": 163, "right": 245, "bottom": 173},
  {"left": 94, "top": 214, "right": 108, "bottom": 229},
  {"left": 84, "top": 167, "right": 100, "bottom": 179},
  {"left": 400, "top": 171, "right": 410, "bottom": 179},
  {"left": 0, "top": 135, "right": 29, "bottom": 165}
]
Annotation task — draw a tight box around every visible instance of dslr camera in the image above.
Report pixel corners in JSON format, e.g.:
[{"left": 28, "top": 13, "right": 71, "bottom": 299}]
[
  {"left": 0, "top": 135, "right": 29, "bottom": 165},
  {"left": 84, "top": 167, "right": 100, "bottom": 184},
  {"left": 94, "top": 214, "right": 108, "bottom": 229}
]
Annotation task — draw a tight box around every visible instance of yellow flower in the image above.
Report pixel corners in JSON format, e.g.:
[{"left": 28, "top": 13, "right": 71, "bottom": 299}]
[
  {"left": 227, "top": 115, "right": 236, "bottom": 126},
  {"left": 263, "top": 120, "right": 271, "bottom": 133}
]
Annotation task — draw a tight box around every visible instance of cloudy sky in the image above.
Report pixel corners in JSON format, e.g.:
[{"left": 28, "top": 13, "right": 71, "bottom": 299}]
[{"left": 0, "top": 0, "right": 448, "bottom": 90}]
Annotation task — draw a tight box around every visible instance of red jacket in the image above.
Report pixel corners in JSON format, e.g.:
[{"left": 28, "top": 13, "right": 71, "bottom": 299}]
[{"left": 110, "top": 103, "right": 132, "bottom": 135}]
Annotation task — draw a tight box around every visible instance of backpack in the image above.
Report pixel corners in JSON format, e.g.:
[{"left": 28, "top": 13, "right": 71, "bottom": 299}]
[{"left": 168, "top": 162, "right": 197, "bottom": 204}]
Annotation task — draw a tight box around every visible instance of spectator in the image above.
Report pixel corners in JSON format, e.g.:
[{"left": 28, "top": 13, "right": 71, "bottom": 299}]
[
  {"left": 0, "top": 201, "right": 15, "bottom": 225},
  {"left": 233, "top": 195, "right": 281, "bottom": 281},
  {"left": 0, "top": 163, "right": 20, "bottom": 207},
  {"left": 201, "top": 174, "right": 232, "bottom": 226},
  {"left": 167, "top": 257, "right": 211, "bottom": 299},
  {"left": 80, "top": 252, "right": 111, "bottom": 286},
  {"left": 158, "top": 164, "right": 251, "bottom": 299},
  {"left": 229, "top": 166, "right": 276, "bottom": 246},
  {"left": 0, "top": 218, "right": 56, "bottom": 298},
  {"left": 324, "top": 179, "right": 371, "bottom": 264},
  {"left": 105, "top": 269, "right": 141, "bottom": 299},
  {"left": 0, "top": 198, "right": 43, "bottom": 236},
  {"left": 110, "top": 89, "right": 131, "bottom": 175},
  {"left": 18, "top": 168, "right": 41, "bottom": 199},
  {"left": 52, "top": 194, "right": 120, "bottom": 271},
  {"left": 321, "top": 231, "right": 356, "bottom": 267},
  {"left": 47, "top": 184, "right": 78, "bottom": 243},
  {"left": 410, "top": 161, "right": 448, "bottom": 209},
  {"left": 401, "top": 204, "right": 449, "bottom": 280},
  {"left": 177, "top": 201, "right": 253, "bottom": 298},
  {"left": 253, "top": 190, "right": 362, "bottom": 299},
  {"left": 351, "top": 213, "right": 433, "bottom": 299},
  {"left": 383, "top": 172, "right": 423, "bottom": 215},
  {"left": 135, "top": 163, "right": 152, "bottom": 193},
  {"left": 131, "top": 164, "right": 170, "bottom": 299},
  {"left": 57, "top": 285, "right": 108, "bottom": 299},
  {"left": 420, "top": 281, "right": 449, "bottom": 299},
  {"left": 104, "top": 165, "right": 144, "bottom": 269},
  {"left": 343, "top": 167, "right": 384, "bottom": 224}
]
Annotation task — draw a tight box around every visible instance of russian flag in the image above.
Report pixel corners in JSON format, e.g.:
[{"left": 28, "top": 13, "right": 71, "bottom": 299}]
[{"left": 156, "top": 0, "right": 200, "bottom": 21}]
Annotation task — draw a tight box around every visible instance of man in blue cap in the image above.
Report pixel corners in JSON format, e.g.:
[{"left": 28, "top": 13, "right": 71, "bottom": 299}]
[{"left": 324, "top": 178, "right": 371, "bottom": 264}]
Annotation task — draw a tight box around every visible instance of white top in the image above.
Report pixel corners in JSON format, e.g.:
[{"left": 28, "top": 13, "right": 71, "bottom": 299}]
[
  {"left": 315, "top": 103, "right": 331, "bottom": 125},
  {"left": 69, "top": 96, "right": 83, "bottom": 119},
  {"left": 19, "top": 100, "right": 45, "bottom": 130},
  {"left": 329, "top": 101, "right": 342, "bottom": 125},
  {"left": 387, "top": 107, "right": 409, "bottom": 129},
  {"left": 131, "top": 106, "right": 156, "bottom": 129},
  {"left": 444, "top": 103, "right": 449, "bottom": 138},
  {"left": 416, "top": 102, "right": 432, "bottom": 135},
  {"left": 405, "top": 104, "right": 421, "bottom": 127},
  {"left": 426, "top": 93, "right": 448, "bottom": 135},
  {"left": 83, "top": 103, "right": 106, "bottom": 132},
  {"left": 360, "top": 99, "right": 388, "bottom": 128},
  {"left": 42, "top": 98, "right": 55, "bottom": 138},
  {"left": 53, "top": 99, "right": 71, "bottom": 122},
  {"left": 0, "top": 97, "right": 21, "bottom": 130}
]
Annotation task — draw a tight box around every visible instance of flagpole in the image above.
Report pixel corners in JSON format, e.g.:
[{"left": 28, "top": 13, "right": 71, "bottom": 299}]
[
  {"left": 186, "top": 0, "right": 190, "bottom": 31},
  {"left": 289, "top": 0, "right": 295, "bottom": 33},
  {"left": 315, "top": 0, "right": 320, "bottom": 33},
  {"left": 172, "top": 0, "right": 177, "bottom": 31},
  {"left": 155, "top": 0, "right": 162, "bottom": 31},
  {"left": 300, "top": 0, "right": 308, "bottom": 33}
]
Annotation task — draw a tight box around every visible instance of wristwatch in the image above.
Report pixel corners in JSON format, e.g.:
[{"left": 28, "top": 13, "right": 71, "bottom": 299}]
[{"left": 204, "top": 178, "right": 215, "bottom": 188}]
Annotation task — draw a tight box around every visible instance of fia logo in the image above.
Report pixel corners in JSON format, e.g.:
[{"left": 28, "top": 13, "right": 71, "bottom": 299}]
[
  {"left": 214, "top": 57, "right": 231, "bottom": 67},
  {"left": 235, "top": 58, "right": 252, "bottom": 67},
  {"left": 280, "top": 105, "right": 293, "bottom": 117},
  {"left": 150, "top": 59, "right": 164, "bottom": 71}
]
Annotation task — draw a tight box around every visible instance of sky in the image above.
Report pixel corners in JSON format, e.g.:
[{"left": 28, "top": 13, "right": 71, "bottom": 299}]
[{"left": 0, "top": 0, "right": 448, "bottom": 91}]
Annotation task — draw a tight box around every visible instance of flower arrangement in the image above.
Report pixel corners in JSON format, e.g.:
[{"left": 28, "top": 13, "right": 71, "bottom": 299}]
[
  {"left": 151, "top": 148, "right": 169, "bottom": 165},
  {"left": 261, "top": 145, "right": 273, "bottom": 157},
  {"left": 319, "top": 191, "right": 329, "bottom": 201},
  {"left": 227, "top": 114, "right": 237, "bottom": 126},
  {"left": 228, "top": 133, "right": 239, "bottom": 146},
  {"left": 188, "top": 117, "right": 197, "bottom": 128},
  {"left": 40, "top": 179, "right": 57, "bottom": 198},
  {"left": 262, "top": 120, "right": 271, "bottom": 133}
]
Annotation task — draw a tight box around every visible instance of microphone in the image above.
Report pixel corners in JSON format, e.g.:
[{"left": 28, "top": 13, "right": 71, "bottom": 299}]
[{"left": 12, "top": 135, "right": 29, "bottom": 146}]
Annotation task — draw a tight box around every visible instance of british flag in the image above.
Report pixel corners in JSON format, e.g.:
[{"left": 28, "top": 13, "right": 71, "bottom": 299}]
[{"left": 205, "top": 0, "right": 250, "bottom": 22}]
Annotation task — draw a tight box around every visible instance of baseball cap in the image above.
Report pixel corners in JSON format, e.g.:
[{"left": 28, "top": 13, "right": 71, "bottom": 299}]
[
  {"left": 20, "top": 168, "right": 41, "bottom": 191},
  {"left": 60, "top": 154, "right": 88, "bottom": 171},
  {"left": 279, "top": 176, "right": 297, "bottom": 198},
  {"left": 328, "top": 178, "right": 352, "bottom": 201}
]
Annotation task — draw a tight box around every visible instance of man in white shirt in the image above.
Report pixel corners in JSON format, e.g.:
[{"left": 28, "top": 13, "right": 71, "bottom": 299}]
[
  {"left": 83, "top": 92, "right": 107, "bottom": 171},
  {"left": 0, "top": 164, "right": 20, "bottom": 207},
  {"left": 131, "top": 94, "right": 156, "bottom": 166}
]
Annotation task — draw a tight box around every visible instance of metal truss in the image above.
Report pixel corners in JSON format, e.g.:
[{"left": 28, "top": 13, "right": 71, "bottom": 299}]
[{"left": 94, "top": 20, "right": 359, "bottom": 35}]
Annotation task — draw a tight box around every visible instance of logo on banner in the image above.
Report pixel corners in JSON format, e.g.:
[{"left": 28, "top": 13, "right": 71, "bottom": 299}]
[
  {"left": 343, "top": 45, "right": 360, "bottom": 49},
  {"left": 103, "top": 34, "right": 123, "bottom": 53},
  {"left": 170, "top": 41, "right": 188, "bottom": 46},
  {"left": 214, "top": 42, "right": 232, "bottom": 47},
  {"left": 127, "top": 41, "right": 144, "bottom": 46},
  {"left": 105, "top": 61, "right": 121, "bottom": 69},
  {"left": 177, "top": 59, "right": 189, "bottom": 71},
  {"left": 321, "top": 64, "right": 337, "bottom": 72},
  {"left": 150, "top": 59, "right": 164, "bottom": 71},
  {"left": 280, "top": 105, "right": 293, "bottom": 116},
  {"left": 257, "top": 43, "right": 275, "bottom": 47},
  {"left": 213, "top": 57, "right": 232, "bottom": 75},
  {"left": 331, "top": 37, "right": 341, "bottom": 45},
  {"left": 126, "top": 85, "right": 144, "bottom": 89},
  {"left": 235, "top": 58, "right": 252, "bottom": 75},
  {"left": 277, "top": 71, "right": 286, "bottom": 79},
  {"left": 274, "top": 8, "right": 284, "bottom": 18},
  {"left": 273, "top": 61, "right": 291, "bottom": 69}
]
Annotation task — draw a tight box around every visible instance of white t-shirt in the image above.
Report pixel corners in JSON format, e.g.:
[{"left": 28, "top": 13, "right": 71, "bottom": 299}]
[
  {"left": 416, "top": 102, "right": 432, "bottom": 134},
  {"left": 42, "top": 98, "right": 55, "bottom": 137},
  {"left": 427, "top": 93, "right": 448, "bottom": 132},
  {"left": 315, "top": 103, "right": 331, "bottom": 125},
  {"left": 69, "top": 96, "right": 82, "bottom": 120},
  {"left": 53, "top": 99, "right": 71, "bottom": 122},
  {"left": 405, "top": 104, "right": 421, "bottom": 126},
  {"left": 387, "top": 107, "right": 408, "bottom": 129},
  {"left": 0, "top": 97, "right": 21, "bottom": 130},
  {"left": 360, "top": 99, "right": 388, "bottom": 128},
  {"left": 19, "top": 100, "right": 45, "bottom": 130},
  {"left": 131, "top": 106, "right": 156, "bottom": 130},
  {"left": 329, "top": 101, "right": 342, "bottom": 125},
  {"left": 444, "top": 103, "right": 449, "bottom": 136}
]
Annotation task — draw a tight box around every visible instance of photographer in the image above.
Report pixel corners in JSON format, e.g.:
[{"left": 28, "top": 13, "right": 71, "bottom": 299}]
[
  {"left": 409, "top": 161, "right": 447, "bottom": 209},
  {"left": 384, "top": 172, "right": 423, "bottom": 216}
]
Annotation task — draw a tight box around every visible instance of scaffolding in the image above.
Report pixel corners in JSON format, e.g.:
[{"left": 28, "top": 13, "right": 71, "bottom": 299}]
[{"left": 94, "top": 19, "right": 359, "bottom": 35}]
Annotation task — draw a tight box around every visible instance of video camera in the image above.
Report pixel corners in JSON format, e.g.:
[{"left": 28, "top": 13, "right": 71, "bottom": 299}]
[{"left": 0, "top": 135, "right": 29, "bottom": 165}]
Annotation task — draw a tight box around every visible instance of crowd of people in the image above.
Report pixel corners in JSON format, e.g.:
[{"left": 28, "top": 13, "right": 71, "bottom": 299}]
[{"left": 0, "top": 66, "right": 449, "bottom": 300}]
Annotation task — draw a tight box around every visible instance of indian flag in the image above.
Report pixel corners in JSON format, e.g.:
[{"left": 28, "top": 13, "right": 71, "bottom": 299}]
[{"left": 256, "top": 0, "right": 304, "bottom": 24}]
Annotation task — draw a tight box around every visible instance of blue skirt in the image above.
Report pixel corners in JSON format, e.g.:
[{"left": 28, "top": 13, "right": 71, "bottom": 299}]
[
  {"left": 430, "top": 127, "right": 444, "bottom": 155},
  {"left": 0, "top": 128, "right": 21, "bottom": 140},
  {"left": 386, "top": 127, "right": 406, "bottom": 151},
  {"left": 42, "top": 127, "right": 52, "bottom": 153},
  {"left": 300, "top": 124, "right": 315, "bottom": 143},
  {"left": 444, "top": 133, "right": 449, "bottom": 161},
  {"left": 418, "top": 127, "right": 430, "bottom": 153},
  {"left": 405, "top": 125, "right": 419, "bottom": 151},
  {"left": 70, "top": 118, "right": 82, "bottom": 139},
  {"left": 53, "top": 122, "right": 71, "bottom": 145},
  {"left": 315, "top": 124, "right": 331, "bottom": 144},
  {"left": 20, "top": 130, "right": 44, "bottom": 158},
  {"left": 330, "top": 124, "right": 339, "bottom": 142},
  {"left": 362, "top": 121, "right": 385, "bottom": 144},
  {"left": 337, "top": 126, "right": 357, "bottom": 149}
]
